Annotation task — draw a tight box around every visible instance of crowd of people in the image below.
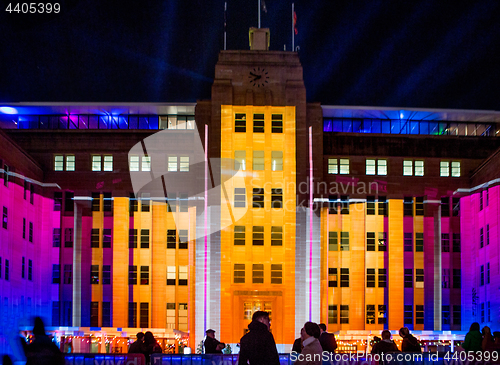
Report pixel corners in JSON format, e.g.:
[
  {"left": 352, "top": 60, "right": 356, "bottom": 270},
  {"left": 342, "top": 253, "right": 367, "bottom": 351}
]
[
  {"left": 127, "top": 331, "right": 162, "bottom": 364},
  {"left": 462, "top": 322, "right": 500, "bottom": 352}
]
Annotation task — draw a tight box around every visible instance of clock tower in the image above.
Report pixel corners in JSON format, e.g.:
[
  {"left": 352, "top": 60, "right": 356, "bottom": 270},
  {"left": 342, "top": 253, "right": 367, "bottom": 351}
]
[{"left": 194, "top": 29, "right": 323, "bottom": 349}]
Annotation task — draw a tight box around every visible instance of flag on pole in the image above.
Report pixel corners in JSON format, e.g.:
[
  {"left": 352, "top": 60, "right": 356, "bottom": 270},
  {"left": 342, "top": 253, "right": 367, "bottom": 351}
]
[{"left": 294, "top": 11, "right": 298, "bottom": 34}]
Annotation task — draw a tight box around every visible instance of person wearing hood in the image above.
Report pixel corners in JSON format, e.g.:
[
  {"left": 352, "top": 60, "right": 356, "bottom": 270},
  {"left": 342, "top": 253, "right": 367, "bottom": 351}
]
[
  {"left": 238, "top": 311, "right": 280, "bottom": 365},
  {"left": 370, "top": 330, "right": 400, "bottom": 355},
  {"left": 399, "top": 327, "right": 421, "bottom": 352},
  {"left": 463, "top": 322, "right": 482, "bottom": 352},
  {"left": 24, "top": 317, "right": 65, "bottom": 365}
]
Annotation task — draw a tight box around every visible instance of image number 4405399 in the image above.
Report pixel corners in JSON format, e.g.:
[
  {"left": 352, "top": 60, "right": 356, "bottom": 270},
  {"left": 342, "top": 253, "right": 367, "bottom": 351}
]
[{"left": 5, "top": 3, "right": 61, "bottom": 13}]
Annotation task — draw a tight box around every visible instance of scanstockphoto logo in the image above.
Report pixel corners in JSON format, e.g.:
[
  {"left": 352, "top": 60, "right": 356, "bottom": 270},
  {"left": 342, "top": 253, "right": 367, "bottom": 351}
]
[{"left": 129, "top": 126, "right": 248, "bottom": 239}]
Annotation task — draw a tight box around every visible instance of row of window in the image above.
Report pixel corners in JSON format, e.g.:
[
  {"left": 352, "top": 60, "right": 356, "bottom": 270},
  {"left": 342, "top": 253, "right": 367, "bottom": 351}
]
[
  {"left": 233, "top": 226, "right": 283, "bottom": 246},
  {"left": 479, "top": 226, "right": 491, "bottom": 248},
  {"left": 479, "top": 263, "right": 491, "bottom": 286},
  {"left": 441, "top": 269, "right": 462, "bottom": 289},
  {"left": 233, "top": 188, "right": 283, "bottom": 209},
  {"left": 328, "top": 158, "right": 461, "bottom": 177},
  {"left": 233, "top": 151, "right": 284, "bottom": 171},
  {"left": 2, "top": 208, "right": 34, "bottom": 242},
  {"left": 479, "top": 302, "right": 492, "bottom": 324},
  {"left": 0, "top": 258, "right": 9, "bottom": 281},
  {"left": 128, "top": 302, "right": 188, "bottom": 330},
  {"left": 479, "top": 189, "right": 491, "bottom": 211},
  {"left": 234, "top": 113, "right": 283, "bottom": 133},
  {"left": 233, "top": 264, "right": 283, "bottom": 284}
]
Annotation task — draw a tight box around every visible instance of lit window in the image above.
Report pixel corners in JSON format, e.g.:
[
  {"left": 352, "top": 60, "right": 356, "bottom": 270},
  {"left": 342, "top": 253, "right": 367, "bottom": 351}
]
[
  {"left": 103, "top": 156, "right": 113, "bottom": 171},
  {"left": 92, "top": 155, "right": 102, "bottom": 171},
  {"left": 271, "top": 114, "right": 283, "bottom": 133},
  {"left": 252, "top": 264, "right": 264, "bottom": 284},
  {"left": 366, "top": 159, "right": 376, "bottom": 175},
  {"left": 167, "top": 266, "right": 176, "bottom": 285},
  {"left": 234, "top": 264, "right": 245, "bottom": 283},
  {"left": 66, "top": 155, "right": 75, "bottom": 171},
  {"left": 403, "top": 160, "right": 413, "bottom": 176},
  {"left": 440, "top": 161, "right": 450, "bottom": 177},
  {"left": 235, "top": 113, "right": 246, "bottom": 133},
  {"left": 179, "top": 156, "right": 189, "bottom": 172},
  {"left": 234, "top": 188, "right": 246, "bottom": 208},
  {"left": 253, "top": 151, "right": 265, "bottom": 170},
  {"left": 271, "top": 264, "right": 282, "bottom": 284},
  {"left": 54, "top": 155, "right": 64, "bottom": 171},
  {"left": 451, "top": 161, "right": 461, "bottom": 177},
  {"left": 235, "top": 151, "right": 246, "bottom": 171},
  {"left": 377, "top": 159, "right": 387, "bottom": 175},
  {"left": 234, "top": 226, "right": 245, "bottom": 245},
  {"left": 415, "top": 160, "right": 424, "bottom": 176},
  {"left": 140, "top": 266, "right": 149, "bottom": 285},
  {"left": 339, "top": 159, "right": 349, "bottom": 174},
  {"left": 330, "top": 158, "right": 349, "bottom": 174},
  {"left": 129, "top": 156, "right": 140, "bottom": 171},
  {"left": 166, "top": 303, "right": 175, "bottom": 328},
  {"left": 253, "top": 114, "right": 265, "bottom": 133},
  {"left": 168, "top": 156, "right": 177, "bottom": 172},
  {"left": 142, "top": 156, "right": 151, "bottom": 171},
  {"left": 271, "top": 226, "right": 283, "bottom": 246},
  {"left": 328, "top": 159, "right": 338, "bottom": 174},
  {"left": 179, "top": 266, "right": 188, "bottom": 285},
  {"left": 271, "top": 151, "right": 283, "bottom": 171}
]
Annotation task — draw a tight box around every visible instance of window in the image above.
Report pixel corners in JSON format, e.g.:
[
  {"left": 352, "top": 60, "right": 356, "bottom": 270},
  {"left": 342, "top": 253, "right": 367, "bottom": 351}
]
[
  {"left": 271, "top": 188, "right": 283, "bottom": 208},
  {"left": 453, "top": 269, "right": 461, "bottom": 288},
  {"left": 167, "top": 229, "right": 176, "bottom": 249},
  {"left": 366, "top": 305, "right": 376, "bottom": 324},
  {"left": 404, "top": 233, "right": 413, "bottom": 252},
  {"left": 235, "top": 113, "right": 246, "bottom": 132},
  {"left": 366, "top": 269, "right": 376, "bottom": 288},
  {"left": 403, "top": 160, "right": 413, "bottom": 176},
  {"left": 404, "top": 269, "right": 413, "bottom": 288},
  {"left": 234, "top": 264, "right": 245, "bottom": 283},
  {"left": 92, "top": 155, "right": 102, "bottom": 171},
  {"left": 328, "top": 232, "right": 338, "bottom": 251},
  {"left": 367, "top": 196, "right": 375, "bottom": 215},
  {"left": 65, "top": 192, "right": 74, "bottom": 212},
  {"left": 167, "top": 266, "right": 176, "bottom": 285},
  {"left": 440, "top": 161, "right": 450, "bottom": 177},
  {"left": 480, "top": 228, "right": 484, "bottom": 248},
  {"left": 140, "top": 266, "right": 149, "bottom": 285},
  {"left": 453, "top": 233, "right": 461, "bottom": 252},
  {"left": 451, "top": 161, "right": 461, "bottom": 177},
  {"left": 178, "top": 266, "right": 188, "bottom": 285},
  {"left": 141, "top": 229, "right": 150, "bottom": 249},
  {"left": 487, "top": 224, "right": 490, "bottom": 245},
  {"left": 234, "top": 226, "right": 245, "bottom": 246},
  {"left": 416, "top": 305, "right": 424, "bottom": 324},
  {"left": 481, "top": 302, "right": 485, "bottom": 323},
  {"left": 54, "top": 192, "right": 63, "bottom": 211},
  {"left": 91, "top": 229, "right": 100, "bottom": 248},
  {"left": 340, "top": 232, "right": 349, "bottom": 251},
  {"left": 487, "top": 262, "right": 490, "bottom": 284},
  {"left": 5, "top": 259, "right": 9, "bottom": 280},
  {"left": 328, "top": 158, "right": 349, "bottom": 174},
  {"left": 366, "top": 159, "right": 376, "bottom": 175},
  {"left": 253, "top": 113, "right": 264, "bottom": 133},
  {"left": 91, "top": 193, "right": 100, "bottom": 211},
  {"left": 488, "top": 302, "right": 491, "bottom": 322},
  {"left": 22, "top": 257, "right": 25, "bottom": 279},
  {"left": 271, "top": 151, "right": 283, "bottom": 171},
  {"left": 252, "top": 264, "right": 264, "bottom": 284},
  {"left": 52, "top": 302, "right": 60, "bottom": 326},
  {"left": 103, "top": 192, "right": 112, "bottom": 212},
  {"left": 129, "top": 155, "right": 140, "bottom": 171},
  {"left": 328, "top": 305, "right": 338, "bottom": 324},
  {"left": 90, "top": 302, "right": 99, "bottom": 327},
  {"left": 415, "top": 233, "right": 424, "bottom": 252},
  {"left": 234, "top": 188, "right": 246, "bottom": 208},
  {"left": 128, "top": 302, "right": 137, "bottom": 327},
  {"left": 378, "top": 305, "right": 387, "bottom": 324},
  {"left": 64, "top": 228, "right": 73, "bottom": 247},
  {"left": 253, "top": 226, "right": 264, "bottom": 246},
  {"left": 179, "top": 230, "right": 188, "bottom": 249},
  {"left": 142, "top": 156, "right": 151, "bottom": 171},
  {"left": 179, "top": 157, "right": 189, "bottom": 172},
  {"left": 367, "top": 232, "right": 375, "bottom": 251},
  {"left": 52, "top": 264, "right": 60, "bottom": 284},
  {"left": 328, "top": 268, "right": 338, "bottom": 287},
  {"left": 103, "top": 156, "right": 113, "bottom": 171},
  {"left": 415, "top": 160, "right": 424, "bottom": 176},
  {"left": 140, "top": 303, "right": 149, "bottom": 328},
  {"left": 0, "top": 258, "right": 2, "bottom": 279},
  {"left": 24, "top": 180, "right": 28, "bottom": 200},
  {"left": 272, "top": 114, "right": 283, "bottom": 133},
  {"left": 441, "top": 234, "right": 450, "bottom": 252},
  {"left": 129, "top": 229, "right": 137, "bottom": 248},
  {"left": 91, "top": 265, "right": 99, "bottom": 284},
  {"left": 340, "top": 268, "right": 349, "bottom": 287},
  {"left": 453, "top": 305, "right": 461, "bottom": 325},
  {"left": 179, "top": 193, "right": 188, "bottom": 212},
  {"left": 3, "top": 164, "right": 8, "bottom": 187},
  {"left": 102, "top": 302, "right": 111, "bottom": 327},
  {"left": 404, "top": 197, "right": 413, "bottom": 216},
  {"left": 404, "top": 305, "right": 413, "bottom": 325},
  {"left": 452, "top": 198, "right": 460, "bottom": 216},
  {"left": 166, "top": 303, "right": 175, "bottom": 328},
  {"left": 480, "top": 265, "right": 484, "bottom": 286},
  {"left": 442, "top": 269, "right": 450, "bottom": 289},
  {"left": 179, "top": 303, "right": 188, "bottom": 331},
  {"left": 2, "top": 207, "right": 7, "bottom": 229},
  {"left": 23, "top": 218, "right": 26, "bottom": 239},
  {"left": 442, "top": 305, "right": 450, "bottom": 325},
  {"left": 378, "top": 232, "right": 387, "bottom": 251},
  {"left": 378, "top": 196, "right": 388, "bottom": 216},
  {"left": 328, "top": 195, "right": 338, "bottom": 214},
  {"left": 271, "top": 226, "right": 282, "bottom": 246},
  {"left": 103, "top": 265, "right": 111, "bottom": 285},
  {"left": 28, "top": 259, "right": 32, "bottom": 281},
  {"left": 378, "top": 269, "right": 387, "bottom": 288},
  {"left": 415, "top": 197, "right": 424, "bottom": 216},
  {"left": 480, "top": 191, "right": 483, "bottom": 211},
  {"left": 54, "top": 155, "right": 64, "bottom": 171},
  {"left": 340, "top": 305, "right": 349, "bottom": 324},
  {"left": 64, "top": 264, "right": 72, "bottom": 284},
  {"left": 168, "top": 156, "right": 178, "bottom": 172},
  {"left": 252, "top": 188, "right": 264, "bottom": 208},
  {"left": 271, "top": 264, "right": 282, "bottom": 284},
  {"left": 129, "top": 193, "right": 138, "bottom": 215},
  {"left": 235, "top": 151, "right": 246, "bottom": 171},
  {"left": 486, "top": 189, "right": 489, "bottom": 206},
  {"left": 340, "top": 195, "right": 349, "bottom": 214},
  {"left": 416, "top": 269, "right": 424, "bottom": 288},
  {"left": 377, "top": 159, "right": 387, "bottom": 175},
  {"left": 441, "top": 197, "right": 450, "bottom": 217},
  {"left": 253, "top": 151, "right": 265, "bottom": 170}
]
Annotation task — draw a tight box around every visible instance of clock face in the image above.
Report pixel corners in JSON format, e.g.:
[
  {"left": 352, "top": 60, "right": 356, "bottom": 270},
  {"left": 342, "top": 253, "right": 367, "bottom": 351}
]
[{"left": 248, "top": 67, "right": 269, "bottom": 87}]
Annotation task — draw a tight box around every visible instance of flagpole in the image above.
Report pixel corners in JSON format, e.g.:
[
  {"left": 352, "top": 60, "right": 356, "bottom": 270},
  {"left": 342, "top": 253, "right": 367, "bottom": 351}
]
[
  {"left": 224, "top": 2, "right": 227, "bottom": 50},
  {"left": 292, "top": 3, "right": 295, "bottom": 51},
  {"left": 258, "top": 0, "right": 261, "bottom": 28}
]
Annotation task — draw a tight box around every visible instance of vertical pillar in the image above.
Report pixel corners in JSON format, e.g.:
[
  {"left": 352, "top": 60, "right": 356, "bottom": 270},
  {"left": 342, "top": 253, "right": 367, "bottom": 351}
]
[
  {"left": 424, "top": 200, "right": 441, "bottom": 330},
  {"left": 73, "top": 202, "right": 83, "bottom": 327}
]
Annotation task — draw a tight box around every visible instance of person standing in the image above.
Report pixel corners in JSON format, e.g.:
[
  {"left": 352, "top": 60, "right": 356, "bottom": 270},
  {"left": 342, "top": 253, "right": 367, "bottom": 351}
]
[
  {"left": 294, "top": 322, "right": 323, "bottom": 365},
  {"left": 238, "top": 311, "right": 280, "bottom": 365},
  {"left": 24, "top": 317, "right": 65, "bottom": 365},
  {"left": 370, "top": 330, "right": 400, "bottom": 355},
  {"left": 399, "top": 327, "right": 421, "bottom": 352},
  {"left": 463, "top": 322, "right": 482, "bottom": 352},
  {"left": 128, "top": 332, "right": 145, "bottom": 353},
  {"left": 204, "top": 329, "right": 225, "bottom": 354},
  {"left": 318, "top": 323, "right": 337, "bottom": 353}
]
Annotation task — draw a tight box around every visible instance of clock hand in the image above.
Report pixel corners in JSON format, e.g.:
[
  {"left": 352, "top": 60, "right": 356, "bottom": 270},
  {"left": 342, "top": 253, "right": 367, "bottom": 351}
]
[{"left": 249, "top": 72, "right": 259, "bottom": 77}]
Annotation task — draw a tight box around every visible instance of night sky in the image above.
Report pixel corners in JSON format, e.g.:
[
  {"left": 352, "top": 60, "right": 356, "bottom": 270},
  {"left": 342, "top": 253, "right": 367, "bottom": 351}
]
[{"left": 1, "top": 0, "right": 499, "bottom": 110}]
